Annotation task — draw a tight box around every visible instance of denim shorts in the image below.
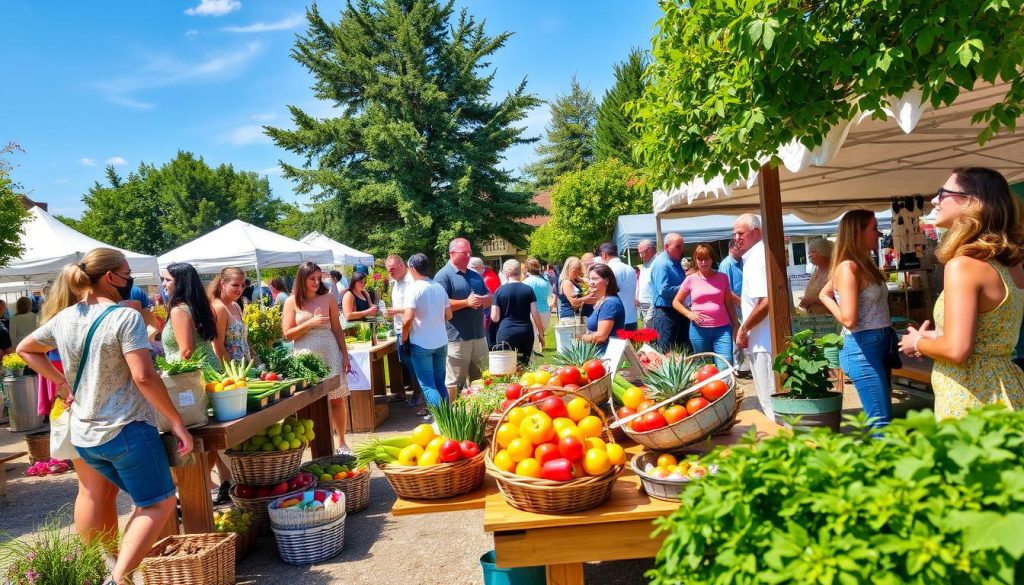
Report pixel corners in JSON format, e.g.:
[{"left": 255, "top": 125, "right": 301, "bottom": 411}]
[{"left": 75, "top": 421, "right": 177, "bottom": 508}]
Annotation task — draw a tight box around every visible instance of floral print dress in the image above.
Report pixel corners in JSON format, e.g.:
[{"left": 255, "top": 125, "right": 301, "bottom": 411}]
[
  {"left": 293, "top": 306, "right": 349, "bottom": 399},
  {"left": 223, "top": 309, "right": 251, "bottom": 362},
  {"left": 932, "top": 261, "right": 1024, "bottom": 418}
]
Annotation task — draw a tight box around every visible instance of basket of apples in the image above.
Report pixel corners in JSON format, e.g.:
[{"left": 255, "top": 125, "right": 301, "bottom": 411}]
[
  {"left": 484, "top": 388, "right": 625, "bottom": 514},
  {"left": 611, "top": 352, "right": 742, "bottom": 451}
]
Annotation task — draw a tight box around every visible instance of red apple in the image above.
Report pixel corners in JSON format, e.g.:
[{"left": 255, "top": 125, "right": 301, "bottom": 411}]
[
  {"left": 539, "top": 396, "right": 568, "bottom": 420},
  {"left": 558, "top": 435, "right": 585, "bottom": 461},
  {"left": 236, "top": 484, "right": 255, "bottom": 498},
  {"left": 505, "top": 383, "right": 524, "bottom": 400},
  {"left": 459, "top": 440, "right": 480, "bottom": 459},
  {"left": 439, "top": 439, "right": 463, "bottom": 463},
  {"left": 271, "top": 481, "right": 290, "bottom": 496}
]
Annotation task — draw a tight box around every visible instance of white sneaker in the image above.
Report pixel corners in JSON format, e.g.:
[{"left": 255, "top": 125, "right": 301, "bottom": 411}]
[{"left": 335, "top": 446, "right": 354, "bottom": 456}]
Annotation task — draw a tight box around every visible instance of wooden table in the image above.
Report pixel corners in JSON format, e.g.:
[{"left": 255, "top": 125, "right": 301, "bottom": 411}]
[
  {"left": 347, "top": 338, "right": 403, "bottom": 432},
  {"left": 164, "top": 377, "right": 336, "bottom": 536},
  {"left": 391, "top": 409, "right": 782, "bottom": 585}
]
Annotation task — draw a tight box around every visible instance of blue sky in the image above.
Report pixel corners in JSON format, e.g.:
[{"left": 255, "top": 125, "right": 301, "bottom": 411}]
[{"left": 1, "top": 0, "right": 664, "bottom": 218}]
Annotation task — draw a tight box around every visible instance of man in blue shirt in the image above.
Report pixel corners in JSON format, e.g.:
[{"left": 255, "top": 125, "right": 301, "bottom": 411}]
[
  {"left": 434, "top": 237, "right": 492, "bottom": 396},
  {"left": 650, "top": 233, "right": 691, "bottom": 352},
  {"left": 718, "top": 239, "right": 744, "bottom": 300}
]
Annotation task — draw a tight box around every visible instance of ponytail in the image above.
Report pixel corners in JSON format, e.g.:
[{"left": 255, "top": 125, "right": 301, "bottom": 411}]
[{"left": 39, "top": 247, "right": 127, "bottom": 325}]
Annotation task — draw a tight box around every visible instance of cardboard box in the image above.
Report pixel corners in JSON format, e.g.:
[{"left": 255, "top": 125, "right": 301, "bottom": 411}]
[{"left": 155, "top": 371, "right": 209, "bottom": 432}]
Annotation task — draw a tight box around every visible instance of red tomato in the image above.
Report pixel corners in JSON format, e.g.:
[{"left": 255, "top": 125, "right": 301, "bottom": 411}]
[
  {"left": 616, "top": 406, "right": 636, "bottom": 420},
  {"left": 548, "top": 374, "right": 564, "bottom": 388},
  {"left": 559, "top": 366, "right": 582, "bottom": 386},
  {"left": 630, "top": 417, "right": 648, "bottom": 432},
  {"left": 532, "top": 390, "right": 553, "bottom": 402},
  {"left": 534, "top": 443, "right": 560, "bottom": 465},
  {"left": 505, "top": 383, "right": 524, "bottom": 401},
  {"left": 700, "top": 380, "right": 729, "bottom": 402},
  {"left": 559, "top": 436, "right": 585, "bottom": 461},
  {"left": 641, "top": 410, "right": 668, "bottom": 431},
  {"left": 695, "top": 364, "right": 719, "bottom": 383},
  {"left": 539, "top": 396, "right": 568, "bottom": 420},
  {"left": 663, "top": 405, "right": 689, "bottom": 424},
  {"left": 562, "top": 384, "right": 580, "bottom": 392},
  {"left": 686, "top": 396, "right": 711, "bottom": 415},
  {"left": 636, "top": 400, "right": 656, "bottom": 413},
  {"left": 583, "top": 359, "right": 606, "bottom": 381}
]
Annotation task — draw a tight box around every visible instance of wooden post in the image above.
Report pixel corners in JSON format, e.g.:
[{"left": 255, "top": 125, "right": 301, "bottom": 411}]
[
  {"left": 757, "top": 164, "right": 792, "bottom": 357},
  {"left": 655, "top": 215, "right": 664, "bottom": 250}
]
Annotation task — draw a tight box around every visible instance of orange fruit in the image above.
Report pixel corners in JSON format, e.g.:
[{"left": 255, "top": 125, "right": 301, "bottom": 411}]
[
  {"left": 622, "top": 387, "right": 645, "bottom": 410},
  {"left": 496, "top": 423, "right": 520, "bottom": 449},
  {"left": 577, "top": 415, "right": 603, "bottom": 438},
  {"left": 515, "top": 457, "right": 543, "bottom": 478},
  {"left": 605, "top": 443, "right": 626, "bottom": 465},
  {"left": 583, "top": 448, "right": 611, "bottom": 475},
  {"left": 507, "top": 438, "right": 534, "bottom": 463},
  {"left": 656, "top": 454, "right": 678, "bottom": 468},
  {"left": 493, "top": 449, "right": 515, "bottom": 472}
]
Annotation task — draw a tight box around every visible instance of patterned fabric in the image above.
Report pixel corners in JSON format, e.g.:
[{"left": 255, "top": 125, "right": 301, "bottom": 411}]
[
  {"left": 161, "top": 304, "right": 219, "bottom": 370},
  {"left": 31, "top": 303, "right": 155, "bottom": 447},
  {"left": 293, "top": 306, "right": 349, "bottom": 399},
  {"left": 932, "top": 261, "right": 1024, "bottom": 418},
  {"left": 223, "top": 310, "right": 250, "bottom": 362},
  {"left": 835, "top": 281, "right": 890, "bottom": 333}
]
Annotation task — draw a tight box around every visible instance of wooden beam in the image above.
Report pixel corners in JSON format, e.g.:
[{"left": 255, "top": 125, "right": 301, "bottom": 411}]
[
  {"left": 757, "top": 163, "right": 791, "bottom": 357},
  {"left": 655, "top": 214, "right": 664, "bottom": 250}
]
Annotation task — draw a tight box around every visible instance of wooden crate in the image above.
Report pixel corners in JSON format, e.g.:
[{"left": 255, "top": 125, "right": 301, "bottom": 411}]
[{"left": 348, "top": 390, "right": 390, "bottom": 432}]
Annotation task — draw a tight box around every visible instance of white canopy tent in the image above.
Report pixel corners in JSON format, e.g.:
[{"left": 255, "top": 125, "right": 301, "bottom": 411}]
[
  {"left": 0, "top": 206, "right": 160, "bottom": 292},
  {"left": 299, "top": 232, "right": 374, "bottom": 267}
]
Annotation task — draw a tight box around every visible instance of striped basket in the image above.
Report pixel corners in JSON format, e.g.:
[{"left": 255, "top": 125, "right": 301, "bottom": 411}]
[{"left": 272, "top": 514, "right": 346, "bottom": 565}]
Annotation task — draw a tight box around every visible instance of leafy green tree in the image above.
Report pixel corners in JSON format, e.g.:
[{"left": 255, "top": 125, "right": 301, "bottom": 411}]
[
  {"left": 266, "top": 1, "right": 543, "bottom": 262},
  {"left": 632, "top": 0, "right": 1024, "bottom": 188},
  {"left": 594, "top": 49, "right": 648, "bottom": 165},
  {"left": 0, "top": 143, "right": 30, "bottom": 269},
  {"left": 528, "top": 159, "right": 649, "bottom": 261},
  {"left": 71, "top": 152, "right": 288, "bottom": 254},
  {"left": 524, "top": 76, "right": 598, "bottom": 190}
]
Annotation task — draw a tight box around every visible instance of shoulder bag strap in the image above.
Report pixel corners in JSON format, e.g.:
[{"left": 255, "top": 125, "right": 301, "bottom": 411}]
[{"left": 71, "top": 305, "right": 121, "bottom": 395}]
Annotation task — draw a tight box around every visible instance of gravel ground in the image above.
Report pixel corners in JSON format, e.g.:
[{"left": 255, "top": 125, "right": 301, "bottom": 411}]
[{"left": 0, "top": 377, "right": 930, "bottom": 584}]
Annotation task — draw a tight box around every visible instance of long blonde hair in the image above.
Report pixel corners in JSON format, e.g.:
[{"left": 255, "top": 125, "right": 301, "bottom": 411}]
[
  {"left": 39, "top": 248, "right": 126, "bottom": 325},
  {"left": 830, "top": 210, "right": 884, "bottom": 285},
  {"left": 936, "top": 167, "right": 1024, "bottom": 265},
  {"left": 559, "top": 257, "right": 582, "bottom": 287},
  {"left": 208, "top": 267, "right": 245, "bottom": 300}
]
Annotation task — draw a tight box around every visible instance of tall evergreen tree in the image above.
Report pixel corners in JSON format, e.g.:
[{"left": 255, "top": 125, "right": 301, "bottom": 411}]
[
  {"left": 594, "top": 49, "right": 648, "bottom": 165},
  {"left": 0, "top": 143, "right": 30, "bottom": 269},
  {"left": 266, "top": 1, "right": 543, "bottom": 261},
  {"left": 524, "top": 76, "right": 597, "bottom": 189}
]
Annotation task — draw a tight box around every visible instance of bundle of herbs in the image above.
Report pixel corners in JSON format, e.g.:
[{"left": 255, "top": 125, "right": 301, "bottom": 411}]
[
  {"left": 428, "top": 400, "right": 487, "bottom": 446},
  {"left": 155, "top": 345, "right": 211, "bottom": 375}
]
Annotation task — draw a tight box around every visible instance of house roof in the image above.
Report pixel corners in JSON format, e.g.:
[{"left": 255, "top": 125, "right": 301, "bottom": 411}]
[{"left": 522, "top": 190, "right": 551, "bottom": 227}]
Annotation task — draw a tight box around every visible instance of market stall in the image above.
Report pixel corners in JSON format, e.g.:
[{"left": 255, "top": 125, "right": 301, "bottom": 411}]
[
  {"left": 299, "top": 232, "right": 375, "bottom": 267},
  {"left": 345, "top": 338, "right": 403, "bottom": 432}
]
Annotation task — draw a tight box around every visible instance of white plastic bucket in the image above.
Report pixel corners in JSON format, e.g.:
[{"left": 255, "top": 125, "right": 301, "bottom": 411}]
[
  {"left": 488, "top": 348, "right": 517, "bottom": 375},
  {"left": 554, "top": 324, "right": 586, "bottom": 354},
  {"left": 210, "top": 387, "right": 247, "bottom": 421}
]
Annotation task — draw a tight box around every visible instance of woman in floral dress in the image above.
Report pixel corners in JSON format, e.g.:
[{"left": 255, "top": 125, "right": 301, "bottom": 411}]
[
  {"left": 900, "top": 167, "right": 1024, "bottom": 418},
  {"left": 283, "top": 262, "right": 352, "bottom": 454},
  {"left": 209, "top": 267, "right": 251, "bottom": 363}
]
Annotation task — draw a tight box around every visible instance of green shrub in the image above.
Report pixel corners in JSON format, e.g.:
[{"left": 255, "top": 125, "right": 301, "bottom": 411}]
[
  {"left": 1, "top": 507, "right": 108, "bottom": 585},
  {"left": 648, "top": 407, "right": 1024, "bottom": 584}
]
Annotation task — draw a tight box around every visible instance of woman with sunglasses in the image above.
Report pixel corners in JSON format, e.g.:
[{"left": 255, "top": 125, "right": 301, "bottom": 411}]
[{"left": 899, "top": 168, "right": 1024, "bottom": 418}]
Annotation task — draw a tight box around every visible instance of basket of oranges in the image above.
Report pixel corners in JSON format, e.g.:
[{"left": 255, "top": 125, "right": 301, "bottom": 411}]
[
  {"left": 611, "top": 353, "right": 742, "bottom": 451},
  {"left": 484, "top": 388, "right": 625, "bottom": 514}
]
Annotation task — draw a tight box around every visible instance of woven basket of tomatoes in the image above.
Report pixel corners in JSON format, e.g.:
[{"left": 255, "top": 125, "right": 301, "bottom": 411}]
[
  {"left": 611, "top": 352, "right": 742, "bottom": 451},
  {"left": 546, "top": 342, "right": 612, "bottom": 405},
  {"left": 484, "top": 388, "right": 625, "bottom": 514}
]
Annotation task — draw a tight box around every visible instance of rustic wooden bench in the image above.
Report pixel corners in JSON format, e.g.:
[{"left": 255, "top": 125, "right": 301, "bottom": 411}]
[{"left": 0, "top": 451, "right": 27, "bottom": 506}]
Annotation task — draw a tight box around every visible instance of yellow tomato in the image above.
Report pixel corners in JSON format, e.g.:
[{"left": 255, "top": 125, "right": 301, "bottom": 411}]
[
  {"left": 515, "top": 457, "right": 543, "bottom": 478},
  {"left": 397, "top": 444, "right": 424, "bottom": 466},
  {"left": 656, "top": 454, "right": 678, "bottom": 468},
  {"left": 605, "top": 443, "right": 626, "bottom": 465},
  {"left": 565, "top": 397, "right": 591, "bottom": 422},
  {"left": 557, "top": 426, "right": 585, "bottom": 445},
  {"left": 506, "top": 438, "right": 534, "bottom": 463},
  {"left": 584, "top": 437, "right": 606, "bottom": 451},
  {"left": 411, "top": 423, "right": 436, "bottom": 447},
  {"left": 534, "top": 370, "right": 551, "bottom": 385},
  {"left": 212, "top": 383, "right": 224, "bottom": 392},
  {"left": 495, "top": 423, "right": 520, "bottom": 449},
  {"left": 506, "top": 407, "right": 528, "bottom": 428},
  {"left": 418, "top": 450, "right": 441, "bottom": 467},
  {"left": 551, "top": 417, "right": 576, "bottom": 433},
  {"left": 426, "top": 436, "right": 447, "bottom": 453},
  {"left": 493, "top": 450, "right": 515, "bottom": 473},
  {"left": 523, "top": 405, "right": 541, "bottom": 416},
  {"left": 521, "top": 372, "right": 537, "bottom": 386},
  {"left": 622, "top": 387, "right": 646, "bottom": 410},
  {"left": 577, "top": 415, "right": 603, "bottom": 438},
  {"left": 583, "top": 448, "right": 612, "bottom": 475}
]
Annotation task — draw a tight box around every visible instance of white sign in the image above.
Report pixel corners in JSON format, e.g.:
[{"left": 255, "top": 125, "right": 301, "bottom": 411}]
[{"left": 177, "top": 390, "right": 196, "bottom": 407}]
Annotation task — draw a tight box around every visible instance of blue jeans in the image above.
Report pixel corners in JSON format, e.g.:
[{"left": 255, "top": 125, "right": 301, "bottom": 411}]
[
  {"left": 651, "top": 306, "right": 691, "bottom": 353},
  {"left": 689, "top": 324, "right": 734, "bottom": 370},
  {"left": 840, "top": 328, "right": 894, "bottom": 428},
  {"left": 75, "top": 421, "right": 176, "bottom": 508},
  {"left": 410, "top": 344, "right": 449, "bottom": 408}
]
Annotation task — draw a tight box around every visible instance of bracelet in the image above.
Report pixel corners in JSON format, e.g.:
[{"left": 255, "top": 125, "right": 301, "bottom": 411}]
[{"left": 913, "top": 336, "right": 922, "bottom": 355}]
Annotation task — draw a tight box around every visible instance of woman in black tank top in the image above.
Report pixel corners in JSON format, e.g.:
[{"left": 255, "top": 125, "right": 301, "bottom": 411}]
[{"left": 342, "top": 271, "right": 380, "bottom": 322}]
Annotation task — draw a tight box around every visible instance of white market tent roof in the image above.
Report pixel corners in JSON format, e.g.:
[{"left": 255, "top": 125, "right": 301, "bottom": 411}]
[
  {"left": 157, "top": 219, "right": 334, "bottom": 273},
  {"left": 653, "top": 82, "right": 1024, "bottom": 221},
  {"left": 614, "top": 211, "right": 892, "bottom": 250},
  {"left": 0, "top": 206, "right": 160, "bottom": 284},
  {"left": 299, "top": 232, "right": 374, "bottom": 267}
]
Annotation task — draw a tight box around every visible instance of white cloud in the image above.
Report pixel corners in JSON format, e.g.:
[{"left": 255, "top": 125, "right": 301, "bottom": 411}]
[
  {"left": 223, "top": 15, "right": 302, "bottom": 33},
  {"left": 250, "top": 112, "right": 276, "bottom": 121},
  {"left": 184, "top": 0, "right": 240, "bottom": 17},
  {"left": 185, "top": 29, "right": 199, "bottom": 39},
  {"left": 79, "top": 157, "right": 96, "bottom": 166},
  {"left": 258, "top": 166, "right": 282, "bottom": 176},
  {"left": 223, "top": 125, "right": 271, "bottom": 146},
  {"left": 94, "top": 42, "right": 263, "bottom": 109},
  {"left": 106, "top": 156, "right": 128, "bottom": 166}
]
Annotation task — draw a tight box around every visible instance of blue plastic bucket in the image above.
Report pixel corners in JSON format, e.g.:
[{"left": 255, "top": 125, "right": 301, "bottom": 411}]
[
  {"left": 210, "top": 387, "right": 247, "bottom": 421},
  {"left": 480, "top": 550, "right": 546, "bottom": 585}
]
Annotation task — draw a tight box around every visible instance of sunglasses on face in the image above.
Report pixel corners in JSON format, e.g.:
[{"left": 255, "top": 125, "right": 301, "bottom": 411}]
[{"left": 936, "top": 187, "right": 970, "bottom": 202}]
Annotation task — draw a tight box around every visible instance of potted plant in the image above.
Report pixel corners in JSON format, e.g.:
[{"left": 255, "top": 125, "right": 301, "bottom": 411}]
[
  {"left": 771, "top": 329, "right": 844, "bottom": 431},
  {"left": 243, "top": 303, "right": 283, "bottom": 350},
  {"left": 2, "top": 353, "right": 26, "bottom": 377}
]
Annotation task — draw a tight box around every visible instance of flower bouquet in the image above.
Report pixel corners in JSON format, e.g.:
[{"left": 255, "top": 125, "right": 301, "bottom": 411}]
[
  {"left": 2, "top": 353, "right": 26, "bottom": 376},
  {"left": 26, "top": 458, "right": 71, "bottom": 477}
]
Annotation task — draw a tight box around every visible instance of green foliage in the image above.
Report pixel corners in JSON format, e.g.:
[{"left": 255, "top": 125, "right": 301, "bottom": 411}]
[
  {"left": 772, "top": 329, "right": 842, "bottom": 398},
  {"left": 69, "top": 152, "right": 289, "bottom": 254},
  {"left": 648, "top": 406, "right": 1024, "bottom": 584},
  {"left": 594, "top": 48, "right": 648, "bottom": 166},
  {"left": 1, "top": 506, "right": 108, "bottom": 585},
  {"left": 0, "top": 143, "right": 30, "bottom": 269},
  {"left": 632, "top": 0, "right": 1024, "bottom": 188},
  {"left": 528, "top": 159, "right": 649, "bottom": 261},
  {"left": 267, "top": 1, "right": 543, "bottom": 264},
  {"left": 524, "top": 76, "right": 598, "bottom": 189},
  {"left": 243, "top": 303, "right": 283, "bottom": 350}
]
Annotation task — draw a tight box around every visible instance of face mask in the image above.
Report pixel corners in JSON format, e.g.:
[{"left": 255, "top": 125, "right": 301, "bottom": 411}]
[{"left": 114, "top": 275, "right": 134, "bottom": 301}]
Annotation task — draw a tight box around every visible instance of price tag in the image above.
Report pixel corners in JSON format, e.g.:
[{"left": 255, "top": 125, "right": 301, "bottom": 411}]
[{"left": 178, "top": 391, "right": 196, "bottom": 407}]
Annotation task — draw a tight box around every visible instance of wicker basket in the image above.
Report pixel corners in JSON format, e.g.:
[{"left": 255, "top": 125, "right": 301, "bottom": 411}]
[
  {"left": 613, "top": 352, "right": 742, "bottom": 451},
  {"left": 140, "top": 533, "right": 236, "bottom": 585},
  {"left": 380, "top": 448, "right": 487, "bottom": 500},
  {"left": 233, "top": 518, "right": 261, "bottom": 563},
  {"left": 575, "top": 371, "right": 611, "bottom": 405},
  {"left": 485, "top": 388, "right": 622, "bottom": 514},
  {"left": 301, "top": 455, "right": 371, "bottom": 512},
  {"left": 273, "top": 513, "right": 346, "bottom": 565},
  {"left": 225, "top": 445, "right": 305, "bottom": 486},
  {"left": 485, "top": 410, "right": 503, "bottom": 440},
  {"left": 269, "top": 490, "right": 346, "bottom": 530},
  {"left": 25, "top": 431, "right": 50, "bottom": 463},
  {"left": 229, "top": 479, "right": 316, "bottom": 533}
]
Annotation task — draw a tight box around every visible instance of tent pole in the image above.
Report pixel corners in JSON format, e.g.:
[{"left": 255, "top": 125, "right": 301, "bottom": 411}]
[
  {"left": 655, "top": 215, "right": 664, "bottom": 250},
  {"left": 627, "top": 247, "right": 632, "bottom": 266},
  {"left": 758, "top": 163, "right": 792, "bottom": 360},
  {"left": 255, "top": 262, "right": 263, "bottom": 304}
]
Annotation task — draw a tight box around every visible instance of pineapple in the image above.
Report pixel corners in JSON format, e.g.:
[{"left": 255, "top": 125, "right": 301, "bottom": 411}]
[
  {"left": 641, "top": 354, "right": 701, "bottom": 402},
  {"left": 550, "top": 341, "right": 601, "bottom": 368}
]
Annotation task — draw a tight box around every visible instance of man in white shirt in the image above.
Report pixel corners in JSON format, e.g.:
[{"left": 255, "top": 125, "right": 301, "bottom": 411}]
[
  {"left": 733, "top": 213, "right": 776, "bottom": 418},
  {"left": 598, "top": 242, "right": 638, "bottom": 330},
  {"left": 635, "top": 239, "right": 656, "bottom": 324},
  {"left": 385, "top": 254, "right": 417, "bottom": 405}
]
